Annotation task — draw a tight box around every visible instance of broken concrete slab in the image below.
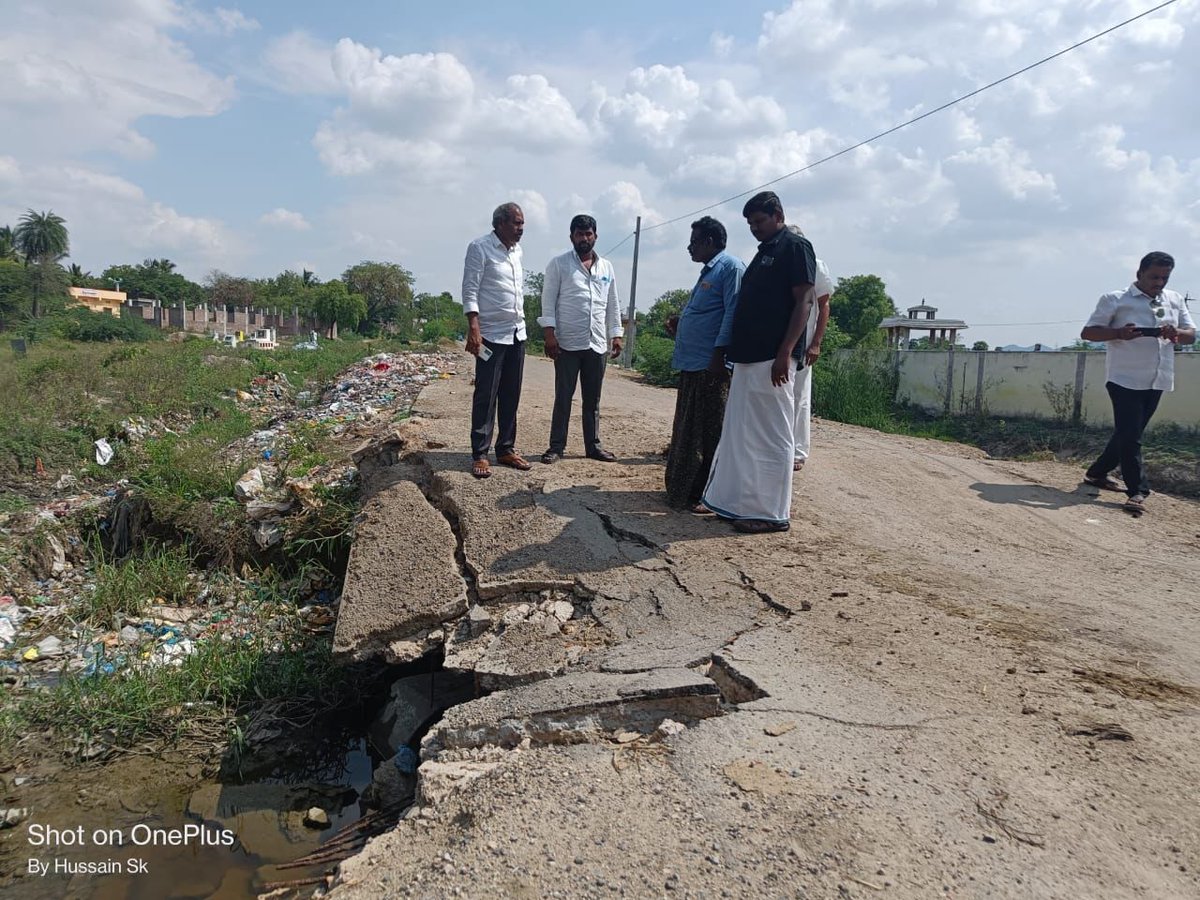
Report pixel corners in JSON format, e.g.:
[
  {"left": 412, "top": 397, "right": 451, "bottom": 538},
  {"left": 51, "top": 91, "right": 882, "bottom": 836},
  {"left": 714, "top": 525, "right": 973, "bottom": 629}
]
[
  {"left": 470, "top": 621, "right": 576, "bottom": 690},
  {"left": 577, "top": 565, "right": 765, "bottom": 675},
  {"left": 423, "top": 669, "right": 720, "bottom": 755},
  {"left": 430, "top": 473, "right": 639, "bottom": 600},
  {"left": 333, "top": 478, "right": 467, "bottom": 662}
]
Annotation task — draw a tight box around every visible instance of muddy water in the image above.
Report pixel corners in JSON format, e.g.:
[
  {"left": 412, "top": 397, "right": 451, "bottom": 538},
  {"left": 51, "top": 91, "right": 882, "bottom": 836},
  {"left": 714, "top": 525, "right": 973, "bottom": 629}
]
[{"left": 5, "top": 738, "right": 375, "bottom": 900}]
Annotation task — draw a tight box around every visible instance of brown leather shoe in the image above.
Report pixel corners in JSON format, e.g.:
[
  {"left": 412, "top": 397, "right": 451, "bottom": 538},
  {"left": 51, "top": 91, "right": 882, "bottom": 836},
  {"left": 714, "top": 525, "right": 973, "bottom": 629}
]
[{"left": 587, "top": 449, "right": 617, "bottom": 462}]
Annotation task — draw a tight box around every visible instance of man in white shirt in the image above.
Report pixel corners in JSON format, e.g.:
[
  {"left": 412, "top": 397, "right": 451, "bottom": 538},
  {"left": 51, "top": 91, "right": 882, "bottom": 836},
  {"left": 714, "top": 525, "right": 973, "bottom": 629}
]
[
  {"left": 1081, "top": 251, "right": 1195, "bottom": 515},
  {"left": 786, "top": 226, "right": 833, "bottom": 472},
  {"left": 462, "top": 202, "right": 532, "bottom": 479},
  {"left": 537, "top": 214, "right": 624, "bottom": 463}
]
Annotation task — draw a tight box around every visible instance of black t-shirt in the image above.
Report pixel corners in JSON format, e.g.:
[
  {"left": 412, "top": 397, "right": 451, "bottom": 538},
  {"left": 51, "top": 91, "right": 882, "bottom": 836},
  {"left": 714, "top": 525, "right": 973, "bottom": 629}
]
[{"left": 726, "top": 228, "right": 817, "bottom": 364}]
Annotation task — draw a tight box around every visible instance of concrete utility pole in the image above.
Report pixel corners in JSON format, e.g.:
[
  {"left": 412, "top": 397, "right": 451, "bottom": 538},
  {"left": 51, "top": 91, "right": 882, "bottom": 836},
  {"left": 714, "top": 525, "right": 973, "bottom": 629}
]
[{"left": 620, "top": 216, "right": 641, "bottom": 369}]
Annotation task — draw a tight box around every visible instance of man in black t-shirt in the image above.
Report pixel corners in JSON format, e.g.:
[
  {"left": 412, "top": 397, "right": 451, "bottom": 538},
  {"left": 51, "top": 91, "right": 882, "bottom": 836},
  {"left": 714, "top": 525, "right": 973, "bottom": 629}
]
[{"left": 700, "top": 191, "right": 816, "bottom": 534}]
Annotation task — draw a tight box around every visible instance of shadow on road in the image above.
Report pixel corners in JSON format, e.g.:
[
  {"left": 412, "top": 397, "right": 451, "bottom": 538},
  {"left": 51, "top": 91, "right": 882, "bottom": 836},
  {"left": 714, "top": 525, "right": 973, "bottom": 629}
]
[{"left": 969, "top": 481, "right": 1125, "bottom": 511}]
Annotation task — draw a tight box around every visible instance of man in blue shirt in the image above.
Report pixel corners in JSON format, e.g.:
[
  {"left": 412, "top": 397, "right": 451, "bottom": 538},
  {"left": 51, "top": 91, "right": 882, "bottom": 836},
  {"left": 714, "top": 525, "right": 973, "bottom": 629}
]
[{"left": 663, "top": 216, "right": 744, "bottom": 511}]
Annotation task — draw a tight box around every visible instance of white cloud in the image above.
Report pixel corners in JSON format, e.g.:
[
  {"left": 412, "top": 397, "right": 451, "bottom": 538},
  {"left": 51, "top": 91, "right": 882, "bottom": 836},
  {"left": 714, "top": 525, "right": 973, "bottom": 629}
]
[
  {"left": 0, "top": 0, "right": 235, "bottom": 160},
  {"left": 509, "top": 190, "right": 549, "bottom": 231},
  {"left": 476, "top": 75, "right": 589, "bottom": 148},
  {"left": 710, "top": 32, "right": 734, "bottom": 59},
  {"left": 263, "top": 31, "right": 341, "bottom": 95},
  {"left": 0, "top": 160, "right": 236, "bottom": 274},
  {"left": 330, "top": 41, "right": 475, "bottom": 135},
  {"left": 259, "top": 208, "right": 311, "bottom": 231},
  {"left": 947, "top": 138, "right": 1059, "bottom": 202},
  {"left": 312, "top": 120, "right": 463, "bottom": 178}
]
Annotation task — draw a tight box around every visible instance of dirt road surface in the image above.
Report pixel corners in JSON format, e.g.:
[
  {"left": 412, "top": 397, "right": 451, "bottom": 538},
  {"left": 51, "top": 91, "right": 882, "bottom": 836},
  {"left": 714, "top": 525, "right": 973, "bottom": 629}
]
[{"left": 331, "top": 355, "right": 1200, "bottom": 899}]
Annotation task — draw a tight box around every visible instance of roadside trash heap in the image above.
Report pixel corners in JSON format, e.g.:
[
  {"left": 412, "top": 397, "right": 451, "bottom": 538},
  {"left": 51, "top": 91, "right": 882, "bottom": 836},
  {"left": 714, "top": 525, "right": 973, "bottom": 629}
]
[{"left": 0, "top": 351, "right": 456, "bottom": 688}]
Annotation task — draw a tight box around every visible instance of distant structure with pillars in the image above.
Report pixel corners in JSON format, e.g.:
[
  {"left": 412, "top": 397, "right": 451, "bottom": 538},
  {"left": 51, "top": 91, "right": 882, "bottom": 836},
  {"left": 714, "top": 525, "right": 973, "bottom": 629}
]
[
  {"left": 121, "top": 299, "right": 319, "bottom": 337},
  {"left": 880, "top": 301, "right": 969, "bottom": 348}
]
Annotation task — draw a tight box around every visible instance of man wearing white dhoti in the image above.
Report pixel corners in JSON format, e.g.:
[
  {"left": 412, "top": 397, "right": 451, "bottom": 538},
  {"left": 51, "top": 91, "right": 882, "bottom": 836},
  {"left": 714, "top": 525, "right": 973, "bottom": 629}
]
[{"left": 701, "top": 192, "right": 816, "bottom": 534}]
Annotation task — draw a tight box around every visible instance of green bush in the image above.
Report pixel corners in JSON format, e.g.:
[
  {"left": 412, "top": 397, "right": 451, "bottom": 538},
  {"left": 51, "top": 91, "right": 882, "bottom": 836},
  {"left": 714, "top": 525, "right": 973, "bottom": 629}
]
[
  {"left": 54, "top": 307, "right": 158, "bottom": 342},
  {"left": 813, "top": 351, "right": 899, "bottom": 430},
  {"left": 633, "top": 334, "right": 678, "bottom": 387}
]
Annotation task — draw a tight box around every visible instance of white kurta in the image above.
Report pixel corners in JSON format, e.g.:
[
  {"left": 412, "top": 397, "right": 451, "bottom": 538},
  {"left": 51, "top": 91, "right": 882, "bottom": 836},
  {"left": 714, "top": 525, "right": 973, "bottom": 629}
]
[{"left": 702, "top": 359, "right": 796, "bottom": 523}]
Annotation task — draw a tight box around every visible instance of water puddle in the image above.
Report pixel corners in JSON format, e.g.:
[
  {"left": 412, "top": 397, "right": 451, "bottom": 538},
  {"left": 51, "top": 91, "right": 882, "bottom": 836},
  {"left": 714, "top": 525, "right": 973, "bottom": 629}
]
[{"left": 7, "top": 734, "right": 378, "bottom": 900}]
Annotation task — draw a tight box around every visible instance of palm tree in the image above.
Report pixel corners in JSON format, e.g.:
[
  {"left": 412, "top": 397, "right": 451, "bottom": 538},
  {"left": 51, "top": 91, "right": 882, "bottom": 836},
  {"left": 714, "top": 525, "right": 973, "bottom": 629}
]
[
  {"left": 142, "top": 258, "right": 176, "bottom": 274},
  {"left": 0, "top": 225, "right": 18, "bottom": 261},
  {"left": 68, "top": 263, "right": 94, "bottom": 287},
  {"left": 14, "top": 209, "right": 69, "bottom": 317}
]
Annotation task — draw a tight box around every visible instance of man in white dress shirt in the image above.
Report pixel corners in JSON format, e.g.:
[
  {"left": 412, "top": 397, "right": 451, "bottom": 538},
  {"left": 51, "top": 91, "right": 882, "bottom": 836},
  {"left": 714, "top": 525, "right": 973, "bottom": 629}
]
[
  {"left": 462, "top": 202, "right": 532, "bottom": 479},
  {"left": 537, "top": 214, "right": 624, "bottom": 463},
  {"left": 1081, "top": 251, "right": 1195, "bottom": 515}
]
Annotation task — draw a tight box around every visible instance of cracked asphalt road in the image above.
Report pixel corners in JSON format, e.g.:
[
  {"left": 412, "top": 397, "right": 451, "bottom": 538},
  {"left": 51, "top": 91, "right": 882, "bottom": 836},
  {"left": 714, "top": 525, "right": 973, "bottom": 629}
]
[{"left": 331, "top": 354, "right": 1200, "bottom": 899}]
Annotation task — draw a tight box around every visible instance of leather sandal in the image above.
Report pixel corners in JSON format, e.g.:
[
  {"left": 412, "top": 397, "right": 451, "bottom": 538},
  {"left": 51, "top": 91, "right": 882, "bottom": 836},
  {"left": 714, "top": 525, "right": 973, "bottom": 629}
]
[
  {"left": 496, "top": 453, "right": 532, "bottom": 471},
  {"left": 1083, "top": 474, "right": 1122, "bottom": 491},
  {"left": 471, "top": 458, "right": 492, "bottom": 479}
]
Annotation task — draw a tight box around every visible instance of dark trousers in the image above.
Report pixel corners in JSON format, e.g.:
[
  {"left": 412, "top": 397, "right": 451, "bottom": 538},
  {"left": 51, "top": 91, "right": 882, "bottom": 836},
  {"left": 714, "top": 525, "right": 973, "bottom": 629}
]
[
  {"left": 548, "top": 349, "right": 607, "bottom": 455},
  {"left": 664, "top": 369, "right": 730, "bottom": 508},
  {"left": 1086, "top": 381, "right": 1162, "bottom": 497},
  {"left": 470, "top": 337, "right": 525, "bottom": 460}
]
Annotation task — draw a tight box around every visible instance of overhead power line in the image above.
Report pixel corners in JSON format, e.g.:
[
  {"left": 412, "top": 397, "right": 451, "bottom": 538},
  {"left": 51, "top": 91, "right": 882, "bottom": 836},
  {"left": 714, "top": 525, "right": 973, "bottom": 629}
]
[{"left": 603, "top": 0, "right": 1179, "bottom": 254}]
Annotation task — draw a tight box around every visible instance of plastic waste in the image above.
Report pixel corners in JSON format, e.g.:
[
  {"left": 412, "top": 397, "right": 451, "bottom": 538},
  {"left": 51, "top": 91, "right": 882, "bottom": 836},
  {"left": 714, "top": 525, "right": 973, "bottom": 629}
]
[
  {"left": 394, "top": 746, "right": 419, "bottom": 774},
  {"left": 94, "top": 439, "right": 114, "bottom": 466}
]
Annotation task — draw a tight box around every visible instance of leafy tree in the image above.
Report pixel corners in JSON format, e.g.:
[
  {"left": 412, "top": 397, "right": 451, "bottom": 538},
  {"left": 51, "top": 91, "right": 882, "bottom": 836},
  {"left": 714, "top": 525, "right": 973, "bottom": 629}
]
[
  {"left": 413, "top": 291, "right": 464, "bottom": 343},
  {"left": 828, "top": 274, "right": 897, "bottom": 345},
  {"left": 311, "top": 280, "right": 366, "bottom": 334},
  {"left": 101, "top": 259, "right": 204, "bottom": 306},
  {"left": 641, "top": 288, "right": 690, "bottom": 340},
  {"left": 0, "top": 259, "right": 32, "bottom": 329},
  {"left": 14, "top": 209, "right": 69, "bottom": 317},
  {"left": 972, "top": 340, "right": 989, "bottom": 351},
  {"left": 342, "top": 261, "right": 415, "bottom": 335},
  {"left": 524, "top": 272, "right": 544, "bottom": 352},
  {"left": 205, "top": 270, "right": 257, "bottom": 308},
  {"left": 256, "top": 269, "right": 316, "bottom": 314}
]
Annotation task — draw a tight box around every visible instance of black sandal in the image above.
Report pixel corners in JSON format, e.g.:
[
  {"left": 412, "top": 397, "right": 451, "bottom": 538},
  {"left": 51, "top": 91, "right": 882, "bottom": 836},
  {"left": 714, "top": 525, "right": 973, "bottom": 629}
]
[{"left": 732, "top": 519, "right": 790, "bottom": 534}]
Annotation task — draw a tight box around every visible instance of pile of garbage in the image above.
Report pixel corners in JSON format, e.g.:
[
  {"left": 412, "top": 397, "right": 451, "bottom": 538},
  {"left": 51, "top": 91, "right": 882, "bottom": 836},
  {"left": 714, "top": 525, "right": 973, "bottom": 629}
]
[{"left": 0, "top": 350, "right": 458, "bottom": 689}]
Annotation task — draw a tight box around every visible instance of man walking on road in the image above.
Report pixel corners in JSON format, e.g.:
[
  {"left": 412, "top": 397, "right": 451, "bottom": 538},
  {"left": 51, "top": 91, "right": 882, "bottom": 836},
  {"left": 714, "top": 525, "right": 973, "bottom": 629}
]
[
  {"left": 462, "top": 202, "right": 533, "bottom": 479},
  {"left": 664, "top": 216, "right": 744, "bottom": 511},
  {"left": 1081, "top": 251, "right": 1194, "bottom": 516},
  {"left": 786, "top": 225, "right": 833, "bottom": 473},
  {"left": 702, "top": 192, "right": 817, "bottom": 534},
  {"left": 538, "top": 214, "right": 624, "bottom": 464}
]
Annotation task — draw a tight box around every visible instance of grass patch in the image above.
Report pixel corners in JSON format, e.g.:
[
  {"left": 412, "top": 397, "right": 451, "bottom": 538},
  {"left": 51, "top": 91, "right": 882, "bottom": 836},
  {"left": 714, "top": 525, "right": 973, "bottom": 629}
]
[
  {"left": 809, "top": 350, "right": 1200, "bottom": 497},
  {"left": 84, "top": 543, "right": 196, "bottom": 627},
  {"left": 1, "top": 626, "right": 356, "bottom": 759},
  {"left": 812, "top": 352, "right": 899, "bottom": 430},
  {"left": 0, "top": 335, "right": 407, "bottom": 477}
]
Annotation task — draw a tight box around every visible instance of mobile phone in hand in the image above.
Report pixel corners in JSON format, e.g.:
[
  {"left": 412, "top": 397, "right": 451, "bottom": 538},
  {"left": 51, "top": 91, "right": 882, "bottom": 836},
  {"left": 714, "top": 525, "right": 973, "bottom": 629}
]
[
  {"left": 1136, "top": 326, "right": 1163, "bottom": 338},
  {"left": 477, "top": 345, "right": 493, "bottom": 361}
]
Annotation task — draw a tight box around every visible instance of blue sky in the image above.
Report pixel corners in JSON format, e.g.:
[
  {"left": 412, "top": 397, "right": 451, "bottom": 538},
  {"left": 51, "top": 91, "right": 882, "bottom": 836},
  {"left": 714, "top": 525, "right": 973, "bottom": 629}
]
[{"left": 1, "top": 0, "right": 1197, "bottom": 349}]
